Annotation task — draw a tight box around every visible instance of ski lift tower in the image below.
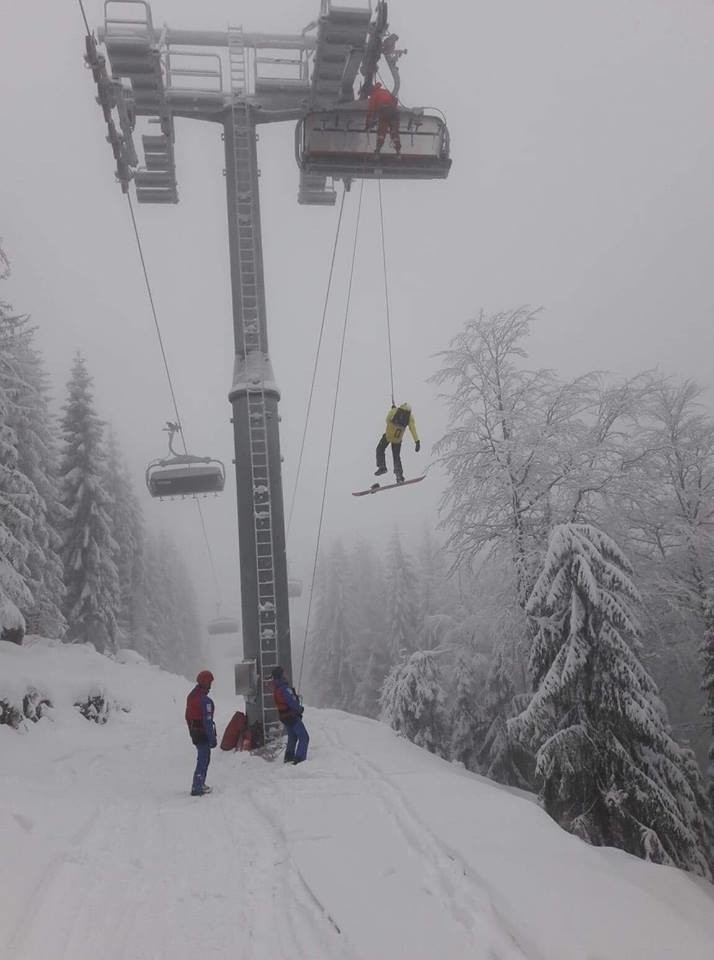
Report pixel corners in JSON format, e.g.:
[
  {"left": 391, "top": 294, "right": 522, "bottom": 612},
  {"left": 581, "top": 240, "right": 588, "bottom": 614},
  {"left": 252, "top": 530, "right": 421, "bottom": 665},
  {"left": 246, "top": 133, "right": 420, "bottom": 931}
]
[{"left": 86, "top": 0, "right": 451, "bottom": 736}]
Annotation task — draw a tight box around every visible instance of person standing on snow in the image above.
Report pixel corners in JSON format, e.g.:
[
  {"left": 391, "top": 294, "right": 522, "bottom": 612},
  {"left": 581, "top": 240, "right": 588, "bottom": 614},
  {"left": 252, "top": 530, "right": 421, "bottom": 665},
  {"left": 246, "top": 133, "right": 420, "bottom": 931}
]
[
  {"left": 366, "top": 82, "right": 402, "bottom": 155},
  {"left": 185, "top": 670, "right": 217, "bottom": 796},
  {"left": 271, "top": 666, "right": 309, "bottom": 765},
  {"left": 375, "top": 402, "right": 420, "bottom": 483}
]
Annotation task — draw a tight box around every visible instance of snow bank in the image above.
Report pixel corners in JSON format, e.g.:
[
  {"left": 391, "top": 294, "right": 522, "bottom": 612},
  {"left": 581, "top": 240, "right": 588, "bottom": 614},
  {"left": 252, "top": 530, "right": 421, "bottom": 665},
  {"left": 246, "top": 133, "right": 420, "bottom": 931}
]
[{"left": 2, "top": 639, "right": 713, "bottom": 960}]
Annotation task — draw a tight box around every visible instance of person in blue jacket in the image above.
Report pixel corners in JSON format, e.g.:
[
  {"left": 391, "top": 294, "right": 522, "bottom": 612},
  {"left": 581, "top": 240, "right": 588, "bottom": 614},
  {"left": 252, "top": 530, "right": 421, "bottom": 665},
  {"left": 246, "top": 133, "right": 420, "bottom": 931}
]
[
  {"left": 185, "top": 670, "right": 217, "bottom": 796},
  {"left": 271, "top": 666, "right": 309, "bottom": 764}
]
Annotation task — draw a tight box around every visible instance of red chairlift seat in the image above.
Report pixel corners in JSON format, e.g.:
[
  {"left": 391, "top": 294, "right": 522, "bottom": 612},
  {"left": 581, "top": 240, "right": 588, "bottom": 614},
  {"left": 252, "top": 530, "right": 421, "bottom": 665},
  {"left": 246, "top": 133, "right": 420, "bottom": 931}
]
[{"left": 296, "top": 106, "right": 452, "bottom": 181}]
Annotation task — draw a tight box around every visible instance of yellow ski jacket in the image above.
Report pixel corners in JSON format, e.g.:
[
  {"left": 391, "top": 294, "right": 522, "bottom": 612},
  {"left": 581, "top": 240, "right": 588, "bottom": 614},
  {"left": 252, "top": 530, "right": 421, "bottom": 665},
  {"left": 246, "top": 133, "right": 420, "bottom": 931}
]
[{"left": 384, "top": 404, "right": 419, "bottom": 444}]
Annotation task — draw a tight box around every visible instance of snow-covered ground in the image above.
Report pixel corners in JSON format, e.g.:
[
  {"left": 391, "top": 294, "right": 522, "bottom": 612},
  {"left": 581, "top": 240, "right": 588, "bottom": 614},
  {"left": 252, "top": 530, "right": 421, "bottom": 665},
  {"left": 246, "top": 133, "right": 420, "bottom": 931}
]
[{"left": 2, "top": 639, "right": 713, "bottom": 960}]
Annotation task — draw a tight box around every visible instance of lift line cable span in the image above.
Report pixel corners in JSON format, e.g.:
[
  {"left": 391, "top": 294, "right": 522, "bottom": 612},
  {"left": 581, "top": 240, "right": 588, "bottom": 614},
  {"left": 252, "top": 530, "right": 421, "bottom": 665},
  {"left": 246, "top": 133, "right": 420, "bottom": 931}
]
[
  {"left": 125, "top": 194, "right": 223, "bottom": 607},
  {"left": 76, "top": 0, "right": 91, "bottom": 37},
  {"left": 377, "top": 177, "right": 396, "bottom": 407},
  {"left": 297, "top": 180, "right": 365, "bottom": 691},
  {"left": 286, "top": 186, "right": 348, "bottom": 542}
]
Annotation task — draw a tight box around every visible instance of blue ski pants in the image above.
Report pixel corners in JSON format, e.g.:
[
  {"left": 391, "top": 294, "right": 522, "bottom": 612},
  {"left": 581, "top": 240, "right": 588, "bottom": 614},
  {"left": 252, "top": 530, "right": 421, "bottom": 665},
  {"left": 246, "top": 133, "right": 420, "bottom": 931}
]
[
  {"left": 286, "top": 718, "right": 310, "bottom": 762},
  {"left": 192, "top": 742, "right": 211, "bottom": 793}
]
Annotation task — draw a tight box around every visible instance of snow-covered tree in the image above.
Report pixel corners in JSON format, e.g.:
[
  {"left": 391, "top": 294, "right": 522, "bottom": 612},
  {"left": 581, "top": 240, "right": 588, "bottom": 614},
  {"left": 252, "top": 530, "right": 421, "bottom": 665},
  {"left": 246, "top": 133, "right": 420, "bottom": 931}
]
[
  {"left": 0, "top": 409, "right": 33, "bottom": 642},
  {"left": 104, "top": 428, "right": 145, "bottom": 648},
  {"left": 384, "top": 529, "right": 419, "bottom": 660},
  {"left": 304, "top": 541, "right": 355, "bottom": 709},
  {"left": 59, "top": 355, "right": 120, "bottom": 652},
  {"left": 348, "top": 540, "right": 388, "bottom": 718},
  {"left": 380, "top": 649, "right": 446, "bottom": 753},
  {"left": 0, "top": 302, "right": 40, "bottom": 641},
  {"left": 449, "top": 645, "right": 489, "bottom": 771},
  {"left": 611, "top": 377, "right": 714, "bottom": 774},
  {"left": 512, "top": 522, "right": 713, "bottom": 878},
  {"left": 703, "top": 608, "right": 714, "bottom": 804},
  {"left": 477, "top": 650, "right": 533, "bottom": 789},
  {"left": 432, "top": 308, "right": 578, "bottom": 606},
  {"left": 432, "top": 309, "right": 651, "bottom": 610},
  {"left": 0, "top": 306, "right": 66, "bottom": 637},
  {"left": 139, "top": 532, "right": 204, "bottom": 676}
]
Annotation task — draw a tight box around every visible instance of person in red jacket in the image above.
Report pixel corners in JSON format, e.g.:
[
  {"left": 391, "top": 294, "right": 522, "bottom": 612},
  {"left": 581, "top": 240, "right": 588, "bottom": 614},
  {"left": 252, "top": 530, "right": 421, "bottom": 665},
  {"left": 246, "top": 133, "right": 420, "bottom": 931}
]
[
  {"left": 366, "top": 82, "right": 402, "bottom": 155},
  {"left": 185, "top": 670, "right": 217, "bottom": 796}
]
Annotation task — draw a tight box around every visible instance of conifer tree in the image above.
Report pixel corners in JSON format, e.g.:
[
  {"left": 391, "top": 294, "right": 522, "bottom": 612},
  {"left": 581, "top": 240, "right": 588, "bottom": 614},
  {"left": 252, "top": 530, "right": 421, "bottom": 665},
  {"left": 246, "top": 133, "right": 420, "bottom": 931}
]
[
  {"left": 139, "top": 532, "right": 204, "bottom": 674},
  {"left": 512, "top": 522, "right": 714, "bottom": 878},
  {"left": 449, "top": 646, "right": 488, "bottom": 771},
  {"left": 385, "top": 529, "right": 419, "bottom": 661},
  {"left": 0, "top": 290, "right": 43, "bottom": 639},
  {"left": 349, "top": 540, "right": 388, "bottom": 718},
  {"left": 0, "top": 307, "right": 66, "bottom": 637},
  {"left": 0, "top": 409, "right": 33, "bottom": 640},
  {"left": 59, "top": 355, "right": 120, "bottom": 652},
  {"left": 380, "top": 650, "right": 446, "bottom": 753},
  {"left": 104, "top": 428, "right": 145, "bottom": 648},
  {"left": 702, "top": 603, "right": 714, "bottom": 804},
  {"left": 477, "top": 650, "right": 533, "bottom": 789},
  {"left": 304, "top": 541, "right": 354, "bottom": 709}
]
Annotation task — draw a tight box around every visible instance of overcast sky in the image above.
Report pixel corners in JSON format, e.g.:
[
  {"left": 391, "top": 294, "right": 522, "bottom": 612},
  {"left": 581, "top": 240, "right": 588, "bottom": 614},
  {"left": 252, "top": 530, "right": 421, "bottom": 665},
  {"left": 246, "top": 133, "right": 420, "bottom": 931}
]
[{"left": 1, "top": 0, "right": 713, "bottom": 635}]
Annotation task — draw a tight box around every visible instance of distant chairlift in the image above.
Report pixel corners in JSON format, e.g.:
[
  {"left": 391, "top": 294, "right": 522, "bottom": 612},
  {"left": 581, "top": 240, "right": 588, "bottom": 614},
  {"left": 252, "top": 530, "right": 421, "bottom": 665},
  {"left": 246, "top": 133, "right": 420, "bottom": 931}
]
[
  {"left": 296, "top": 106, "right": 451, "bottom": 181},
  {"left": 145, "top": 422, "right": 226, "bottom": 499},
  {"left": 207, "top": 616, "right": 240, "bottom": 636}
]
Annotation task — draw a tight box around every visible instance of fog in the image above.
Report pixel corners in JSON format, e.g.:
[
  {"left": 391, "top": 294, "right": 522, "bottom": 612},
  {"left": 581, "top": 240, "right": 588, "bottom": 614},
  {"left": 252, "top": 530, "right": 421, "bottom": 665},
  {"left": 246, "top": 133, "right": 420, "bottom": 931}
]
[{"left": 1, "top": 0, "right": 713, "bottom": 631}]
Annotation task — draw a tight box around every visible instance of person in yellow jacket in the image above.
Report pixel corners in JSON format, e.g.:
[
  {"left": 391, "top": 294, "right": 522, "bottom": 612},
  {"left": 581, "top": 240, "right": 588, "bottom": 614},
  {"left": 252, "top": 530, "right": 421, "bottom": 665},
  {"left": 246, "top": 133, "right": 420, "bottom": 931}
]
[{"left": 375, "top": 402, "right": 420, "bottom": 483}]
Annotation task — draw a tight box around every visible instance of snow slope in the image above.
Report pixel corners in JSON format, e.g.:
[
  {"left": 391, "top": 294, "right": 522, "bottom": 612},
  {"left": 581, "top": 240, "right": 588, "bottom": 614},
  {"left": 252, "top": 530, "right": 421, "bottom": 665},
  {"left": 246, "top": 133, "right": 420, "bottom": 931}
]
[{"left": 2, "top": 638, "right": 713, "bottom": 960}]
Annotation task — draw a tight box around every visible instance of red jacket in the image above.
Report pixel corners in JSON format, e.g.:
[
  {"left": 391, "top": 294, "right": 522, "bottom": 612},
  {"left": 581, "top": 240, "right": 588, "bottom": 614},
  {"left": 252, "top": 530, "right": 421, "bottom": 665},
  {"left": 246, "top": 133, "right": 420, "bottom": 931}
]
[{"left": 366, "top": 86, "right": 398, "bottom": 123}]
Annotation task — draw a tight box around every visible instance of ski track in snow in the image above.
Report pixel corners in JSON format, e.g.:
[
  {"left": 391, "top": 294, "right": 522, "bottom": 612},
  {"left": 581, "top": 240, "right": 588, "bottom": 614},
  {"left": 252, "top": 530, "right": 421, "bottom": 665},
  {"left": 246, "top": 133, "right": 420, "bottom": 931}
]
[
  {"left": 4, "top": 643, "right": 714, "bottom": 960},
  {"left": 320, "top": 720, "right": 531, "bottom": 960}
]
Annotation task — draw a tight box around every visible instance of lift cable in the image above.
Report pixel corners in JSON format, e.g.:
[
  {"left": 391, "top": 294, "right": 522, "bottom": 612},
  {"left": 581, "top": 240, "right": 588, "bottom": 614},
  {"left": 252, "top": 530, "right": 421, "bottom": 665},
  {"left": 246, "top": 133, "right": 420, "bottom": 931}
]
[
  {"left": 286, "top": 186, "right": 348, "bottom": 541},
  {"left": 377, "top": 177, "right": 396, "bottom": 406},
  {"left": 297, "top": 180, "right": 365, "bottom": 690},
  {"left": 125, "top": 194, "right": 223, "bottom": 608},
  {"left": 77, "top": 0, "right": 91, "bottom": 37},
  {"left": 126, "top": 195, "right": 184, "bottom": 433}
]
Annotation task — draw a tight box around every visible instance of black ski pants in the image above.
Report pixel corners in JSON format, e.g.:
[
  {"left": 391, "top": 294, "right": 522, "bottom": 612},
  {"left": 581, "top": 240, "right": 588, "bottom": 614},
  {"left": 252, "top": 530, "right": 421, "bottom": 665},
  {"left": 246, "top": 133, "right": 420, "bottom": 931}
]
[{"left": 376, "top": 434, "right": 403, "bottom": 478}]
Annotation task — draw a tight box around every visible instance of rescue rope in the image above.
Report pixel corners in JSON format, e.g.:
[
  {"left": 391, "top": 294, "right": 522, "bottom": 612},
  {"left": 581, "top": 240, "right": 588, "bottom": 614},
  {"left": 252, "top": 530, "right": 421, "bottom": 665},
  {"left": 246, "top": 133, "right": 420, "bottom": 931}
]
[
  {"left": 297, "top": 180, "right": 365, "bottom": 690},
  {"left": 377, "top": 177, "right": 396, "bottom": 407},
  {"left": 286, "top": 186, "right": 348, "bottom": 540}
]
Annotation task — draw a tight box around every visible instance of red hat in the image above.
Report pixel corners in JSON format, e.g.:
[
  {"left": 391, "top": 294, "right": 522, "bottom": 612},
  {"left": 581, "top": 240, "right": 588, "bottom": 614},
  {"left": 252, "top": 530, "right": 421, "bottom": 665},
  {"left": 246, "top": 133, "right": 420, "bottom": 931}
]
[{"left": 196, "top": 670, "right": 214, "bottom": 688}]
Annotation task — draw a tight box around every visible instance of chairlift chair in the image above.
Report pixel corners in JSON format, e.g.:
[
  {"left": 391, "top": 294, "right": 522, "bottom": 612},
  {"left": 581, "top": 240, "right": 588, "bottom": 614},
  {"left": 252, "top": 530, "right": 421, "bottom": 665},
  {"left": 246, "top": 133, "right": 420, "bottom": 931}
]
[
  {"left": 207, "top": 616, "right": 240, "bottom": 636},
  {"left": 295, "top": 106, "right": 452, "bottom": 181},
  {"left": 145, "top": 422, "right": 226, "bottom": 499}
]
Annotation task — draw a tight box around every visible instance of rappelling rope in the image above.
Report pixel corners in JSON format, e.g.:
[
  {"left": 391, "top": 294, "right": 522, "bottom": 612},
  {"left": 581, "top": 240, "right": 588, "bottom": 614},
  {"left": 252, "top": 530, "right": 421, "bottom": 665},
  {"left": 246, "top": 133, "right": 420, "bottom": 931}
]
[
  {"left": 377, "top": 177, "right": 396, "bottom": 406},
  {"left": 286, "top": 186, "right": 348, "bottom": 540},
  {"left": 297, "top": 181, "right": 365, "bottom": 690}
]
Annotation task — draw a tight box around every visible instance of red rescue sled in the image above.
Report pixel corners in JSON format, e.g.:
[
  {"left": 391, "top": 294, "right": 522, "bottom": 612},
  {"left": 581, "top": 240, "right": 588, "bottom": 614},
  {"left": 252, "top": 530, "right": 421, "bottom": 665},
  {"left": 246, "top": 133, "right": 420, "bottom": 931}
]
[{"left": 220, "top": 710, "right": 248, "bottom": 751}]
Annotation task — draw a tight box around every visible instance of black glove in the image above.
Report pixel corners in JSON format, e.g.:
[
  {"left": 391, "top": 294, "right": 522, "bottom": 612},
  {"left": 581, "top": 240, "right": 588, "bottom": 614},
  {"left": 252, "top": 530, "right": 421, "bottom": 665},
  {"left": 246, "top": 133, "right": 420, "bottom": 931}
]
[{"left": 415, "top": 440, "right": 421, "bottom": 453}]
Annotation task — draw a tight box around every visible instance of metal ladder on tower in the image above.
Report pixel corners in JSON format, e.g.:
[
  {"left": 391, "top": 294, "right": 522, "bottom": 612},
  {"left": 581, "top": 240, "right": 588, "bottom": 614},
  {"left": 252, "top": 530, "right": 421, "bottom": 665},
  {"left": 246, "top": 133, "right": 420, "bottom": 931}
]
[{"left": 227, "top": 26, "right": 280, "bottom": 735}]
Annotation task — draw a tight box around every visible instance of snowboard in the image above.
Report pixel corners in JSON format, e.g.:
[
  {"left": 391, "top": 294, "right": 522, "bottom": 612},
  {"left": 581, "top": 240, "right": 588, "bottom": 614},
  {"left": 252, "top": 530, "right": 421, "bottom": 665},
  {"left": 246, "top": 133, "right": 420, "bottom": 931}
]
[{"left": 352, "top": 476, "right": 425, "bottom": 496}]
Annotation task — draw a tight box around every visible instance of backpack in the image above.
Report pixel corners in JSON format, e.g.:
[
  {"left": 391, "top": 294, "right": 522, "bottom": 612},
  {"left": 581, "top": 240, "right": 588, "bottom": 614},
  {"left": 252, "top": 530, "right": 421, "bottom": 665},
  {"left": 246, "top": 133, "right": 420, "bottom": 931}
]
[{"left": 391, "top": 406, "right": 411, "bottom": 429}]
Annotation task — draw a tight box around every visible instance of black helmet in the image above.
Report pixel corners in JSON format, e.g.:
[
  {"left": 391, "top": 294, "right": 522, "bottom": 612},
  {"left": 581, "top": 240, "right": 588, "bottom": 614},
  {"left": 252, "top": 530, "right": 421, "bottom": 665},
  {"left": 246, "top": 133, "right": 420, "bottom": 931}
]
[{"left": 271, "top": 666, "right": 284, "bottom": 679}]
